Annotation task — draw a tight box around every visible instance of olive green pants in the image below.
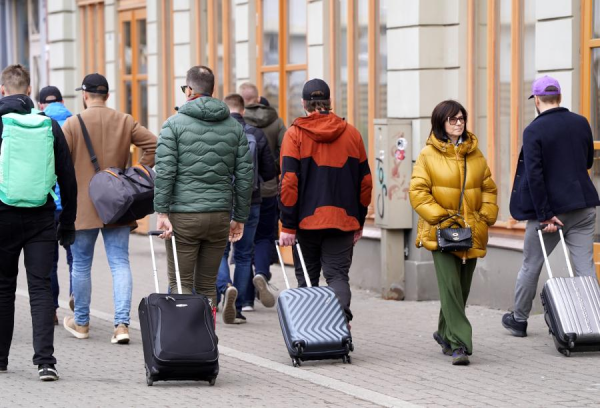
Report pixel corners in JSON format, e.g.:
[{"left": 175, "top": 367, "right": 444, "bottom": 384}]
[
  {"left": 165, "top": 212, "right": 230, "bottom": 306},
  {"left": 432, "top": 251, "right": 477, "bottom": 354}
]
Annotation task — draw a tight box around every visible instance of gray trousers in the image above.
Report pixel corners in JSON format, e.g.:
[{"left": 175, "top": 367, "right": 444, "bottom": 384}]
[{"left": 513, "top": 207, "right": 596, "bottom": 321}]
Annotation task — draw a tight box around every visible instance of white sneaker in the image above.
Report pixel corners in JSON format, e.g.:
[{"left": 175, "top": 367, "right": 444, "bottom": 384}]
[
  {"left": 242, "top": 305, "right": 254, "bottom": 312},
  {"left": 253, "top": 274, "right": 276, "bottom": 308},
  {"left": 222, "top": 285, "right": 238, "bottom": 324}
]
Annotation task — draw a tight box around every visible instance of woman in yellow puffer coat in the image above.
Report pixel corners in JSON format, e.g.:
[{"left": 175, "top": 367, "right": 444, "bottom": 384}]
[{"left": 409, "top": 100, "right": 498, "bottom": 366}]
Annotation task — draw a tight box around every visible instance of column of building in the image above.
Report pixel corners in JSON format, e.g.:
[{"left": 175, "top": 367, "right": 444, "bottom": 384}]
[
  {"left": 47, "top": 0, "right": 77, "bottom": 113},
  {"left": 389, "top": 0, "right": 468, "bottom": 300}
]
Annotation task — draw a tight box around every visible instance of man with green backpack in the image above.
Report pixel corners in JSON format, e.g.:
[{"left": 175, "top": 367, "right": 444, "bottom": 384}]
[{"left": 0, "top": 64, "right": 77, "bottom": 381}]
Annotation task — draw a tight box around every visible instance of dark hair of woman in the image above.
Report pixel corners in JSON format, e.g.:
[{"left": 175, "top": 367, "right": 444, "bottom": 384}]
[{"left": 430, "top": 100, "right": 468, "bottom": 142}]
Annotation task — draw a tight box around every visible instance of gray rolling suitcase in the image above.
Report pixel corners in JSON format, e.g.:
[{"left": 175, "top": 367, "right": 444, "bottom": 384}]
[
  {"left": 275, "top": 241, "right": 353, "bottom": 367},
  {"left": 538, "top": 226, "right": 600, "bottom": 357}
]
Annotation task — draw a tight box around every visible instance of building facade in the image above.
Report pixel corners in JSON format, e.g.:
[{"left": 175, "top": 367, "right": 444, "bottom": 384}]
[{"left": 2, "top": 0, "right": 600, "bottom": 311}]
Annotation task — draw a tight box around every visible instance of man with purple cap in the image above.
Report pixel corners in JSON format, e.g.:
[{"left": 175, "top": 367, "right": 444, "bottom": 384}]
[{"left": 502, "top": 76, "right": 600, "bottom": 337}]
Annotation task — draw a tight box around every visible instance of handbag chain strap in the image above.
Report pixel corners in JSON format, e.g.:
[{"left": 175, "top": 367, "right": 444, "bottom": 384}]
[{"left": 438, "top": 154, "right": 468, "bottom": 227}]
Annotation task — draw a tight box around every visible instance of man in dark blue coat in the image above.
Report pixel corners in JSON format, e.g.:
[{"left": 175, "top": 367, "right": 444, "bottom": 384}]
[{"left": 502, "top": 76, "right": 600, "bottom": 337}]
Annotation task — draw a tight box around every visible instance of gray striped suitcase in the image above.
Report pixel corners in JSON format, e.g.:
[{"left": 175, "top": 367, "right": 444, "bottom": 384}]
[
  {"left": 537, "top": 227, "right": 600, "bottom": 357},
  {"left": 275, "top": 242, "right": 353, "bottom": 367}
]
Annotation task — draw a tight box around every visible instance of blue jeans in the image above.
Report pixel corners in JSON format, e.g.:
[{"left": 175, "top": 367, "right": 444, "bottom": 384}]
[
  {"left": 253, "top": 196, "right": 277, "bottom": 282},
  {"left": 71, "top": 227, "right": 132, "bottom": 326},
  {"left": 217, "top": 204, "right": 260, "bottom": 310}
]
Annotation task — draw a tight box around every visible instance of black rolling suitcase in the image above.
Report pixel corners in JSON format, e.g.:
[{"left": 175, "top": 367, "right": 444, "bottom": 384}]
[
  {"left": 138, "top": 231, "right": 219, "bottom": 386},
  {"left": 275, "top": 241, "right": 353, "bottom": 367},
  {"left": 538, "top": 226, "right": 600, "bottom": 357}
]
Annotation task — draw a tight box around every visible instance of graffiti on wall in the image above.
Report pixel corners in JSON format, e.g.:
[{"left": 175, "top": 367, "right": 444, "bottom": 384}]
[{"left": 376, "top": 131, "right": 409, "bottom": 220}]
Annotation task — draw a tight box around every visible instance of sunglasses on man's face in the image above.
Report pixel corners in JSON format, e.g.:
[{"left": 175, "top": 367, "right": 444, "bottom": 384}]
[
  {"left": 447, "top": 116, "right": 466, "bottom": 125},
  {"left": 180, "top": 85, "right": 190, "bottom": 94}
]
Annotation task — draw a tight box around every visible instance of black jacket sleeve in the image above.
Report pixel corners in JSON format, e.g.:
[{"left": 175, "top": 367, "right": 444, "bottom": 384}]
[
  {"left": 52, "top": 121, "right": 77, "bottom": 226},
  {"left": 256, "top": 129, "right": 276, "bottom": 183}
]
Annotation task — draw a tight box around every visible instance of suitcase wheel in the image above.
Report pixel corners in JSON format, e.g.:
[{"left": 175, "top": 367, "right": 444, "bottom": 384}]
[
  {"left": 342, "top": 355, "right": 352, "bottom": 364},
  {"left": 145, "top": 365, "right": 154, "bottom": 386},
  {"left": 294, "top": 343, "right": 305, "bottom": 356},
  {"left": 292, "top": 358, "right": 302, "bottom": 367},
  {"left": 561, "top": 349, "right": 571, "bottom": 357},
  {"left": 345, "top": 341, "right": 354, "bottom": 353},
  {"left": 209, "top": 377, "right": 216, "bottom": 386}
]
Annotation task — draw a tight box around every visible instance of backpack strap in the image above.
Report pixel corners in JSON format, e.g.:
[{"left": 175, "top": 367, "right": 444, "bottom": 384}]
[{"left": 77, "top": 114, "right": 100, "bottom": 173}]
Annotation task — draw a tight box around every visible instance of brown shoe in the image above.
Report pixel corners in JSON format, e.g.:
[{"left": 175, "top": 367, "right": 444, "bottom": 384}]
[
  {"left": 111, "top": 324, "right": 130, "bottom": 344},
  {"left": 63, "top": 316, "right": 89, "bottom": 339}
]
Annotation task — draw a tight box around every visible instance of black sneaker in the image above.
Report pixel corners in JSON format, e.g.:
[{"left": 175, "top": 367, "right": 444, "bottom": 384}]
[
  {"left": 502, "top": 312, "right": 527, "bottom": 337},
  {"left": 233, "top": 311, "right": 247, "bottom": 325},
  {"left": 433, "top": 332, "right": 453, "bottom": 356},
  {"left": 452, "top": 348, "right": 470, "bottom": 366},
  {"left": 38, "top": 364, "right": 59, "bottom": 381}
]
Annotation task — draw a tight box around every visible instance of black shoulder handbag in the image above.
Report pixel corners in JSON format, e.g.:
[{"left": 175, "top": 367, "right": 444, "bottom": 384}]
[{"left": 436, "top": 155, "right": 472, "bottom": 252}]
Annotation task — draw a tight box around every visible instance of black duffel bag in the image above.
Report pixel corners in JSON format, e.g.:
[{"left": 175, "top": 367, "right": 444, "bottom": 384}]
[{"left": 77, "top": 115, "right": 156, "bottom": 225}]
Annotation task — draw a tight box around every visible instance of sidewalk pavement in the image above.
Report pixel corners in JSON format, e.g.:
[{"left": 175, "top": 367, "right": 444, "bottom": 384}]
[{"left": 4, "top": 233, "right": 600, "bottom": 407}]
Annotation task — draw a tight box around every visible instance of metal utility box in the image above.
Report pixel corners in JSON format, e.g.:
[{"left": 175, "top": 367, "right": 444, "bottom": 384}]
[{"left": 373, "top": 119, "right": 413, "bottom": 229}]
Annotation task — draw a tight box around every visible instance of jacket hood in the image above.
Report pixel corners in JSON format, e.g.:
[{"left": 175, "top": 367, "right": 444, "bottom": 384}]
[
  {"left": 0, "top": 94, "right": 34, "bottom": 116},
  {"left": 44, "top": 102, "right": 72, "bottom": 123},
  {"left": 292, "top": 112, "right": 347, "bottom": 143},
  {"left": 178, "top": 97, "right": 230, "bottom": 122},
  {"left": 244, "top": 104, "right": 280, "bottom": 127},
  {"left": 426, "top": 131, "right": 479, "bottom": 156}
]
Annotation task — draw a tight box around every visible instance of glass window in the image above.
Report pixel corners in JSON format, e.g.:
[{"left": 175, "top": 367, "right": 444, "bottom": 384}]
[
  {"left": 378, "top": 0, "right": 388, "bottom": 120},
  {"left": 336, "top": 0, "right": 348, "bottom": 119},
  {"left": 139, "top": 80, "right": 148, "bottom": 128},
  {"left": 124, "top": 21, "right": 132, "bottom": 75},
  {"left": 594, "top": 0, "right": 600, "bottom": 39},
  {"left": 521, "top": 2, "right": 536, "bottom": 140},
  {"left": 288, "top": 0, "right": 307, "bottom": 65},
  {"left": 263, "top": 0, "right": 279, "bottom": 66},
  {"left": 124, "top": 80, "right": 132, "bottom": 114},
  {"left": 356, "top": 0, "right": 369, "bottom": 149},
  {"left": 591, "top": 48, "right": 600, "bottom": 140},
  {"left": 475, "top": 0, "right": 488, "bottom": 156},
  {"left": 217, "top": 0, "right": 224, "bottom": 98},
  {"left": 137, "top": 19, "right": 147, "bottom": 75},
  {"left": 263, "top": 72, "right": 280, "bottom": 113},
  {"left": 496, "top": 1, "right": 512, "bottom": 221},
  {"left": 230, "top": 0, "right": 237, "bottom": 94},
  {"left": 287, "top": 70, "right": 306, "bottom": 124}
]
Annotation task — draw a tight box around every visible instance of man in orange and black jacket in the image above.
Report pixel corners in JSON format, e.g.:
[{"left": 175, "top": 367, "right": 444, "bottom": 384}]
[{"left": 278, "top": 78, "right": 372, "bottom": 323}]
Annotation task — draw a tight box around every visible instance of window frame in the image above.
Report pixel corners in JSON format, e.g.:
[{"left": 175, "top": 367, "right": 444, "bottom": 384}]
[
  {"left": 256, "top": 0, "right": 309, "bottom": 126},
  {"left": 466, "top": 0, "right": 527, "bottom": 235},
  {"left": 78, "top": 1, "right": 105, "bottom": 76}
]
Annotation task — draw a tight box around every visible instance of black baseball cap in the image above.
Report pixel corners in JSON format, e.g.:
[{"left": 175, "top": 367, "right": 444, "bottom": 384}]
[
  {"left": 39, "top": 86, "right": 63, "bottom": 103},
  {"left": 76, "top": 73, "right": 109, "bottom": 94},
  {"left": 302, "top": 78, "right": 330, "bottom": 101}
]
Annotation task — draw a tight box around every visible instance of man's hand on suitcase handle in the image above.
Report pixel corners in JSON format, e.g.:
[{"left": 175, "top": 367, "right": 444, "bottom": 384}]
[
  {"left": 279, "top": 232, "right": 296, "bottom": 247},
  {"left": 156, "top": 214, "right": 173, "bottom": 239},
  {"left": 539, "top": 216, "right": 564, "bottom": 233}
]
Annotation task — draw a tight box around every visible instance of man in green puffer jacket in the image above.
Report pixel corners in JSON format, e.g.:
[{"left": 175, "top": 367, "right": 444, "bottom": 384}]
[{"left": 154, "top": 65, "right": 253, "bottom": 308}]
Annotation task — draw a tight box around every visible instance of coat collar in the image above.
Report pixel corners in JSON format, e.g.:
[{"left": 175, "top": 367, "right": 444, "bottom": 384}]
[{"left": 426, "top": 131, "right": 479, "bottom": 157}]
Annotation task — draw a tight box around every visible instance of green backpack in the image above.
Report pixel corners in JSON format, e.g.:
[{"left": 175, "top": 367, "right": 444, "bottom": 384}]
[{"left": 0, "top": 112, "right": 57, "bottom": 207}]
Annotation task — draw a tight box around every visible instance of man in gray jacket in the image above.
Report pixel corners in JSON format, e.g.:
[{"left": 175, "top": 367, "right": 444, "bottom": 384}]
[
  {"left": 240, "top": 83, "right": 286, "bottom": 308},
  {"left": 154, "top": 66, "right": 253, "bottom": 312}
]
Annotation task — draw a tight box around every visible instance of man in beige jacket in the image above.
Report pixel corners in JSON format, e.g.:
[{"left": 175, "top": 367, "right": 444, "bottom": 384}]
[{"left": 61, "top": 73, "right": 157, "bottom": 344}]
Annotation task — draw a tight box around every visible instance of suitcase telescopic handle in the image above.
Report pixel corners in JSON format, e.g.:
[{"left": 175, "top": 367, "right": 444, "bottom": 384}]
[
  {"left": 536, "top": 225, "right": 574, "bottom": 280},
  {"left": 274, "top": 240, "right": 312, "bottom": 290},
  {"left": 147, "top": 231, "right": 183, "bottom": 294}
]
